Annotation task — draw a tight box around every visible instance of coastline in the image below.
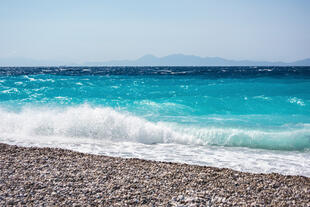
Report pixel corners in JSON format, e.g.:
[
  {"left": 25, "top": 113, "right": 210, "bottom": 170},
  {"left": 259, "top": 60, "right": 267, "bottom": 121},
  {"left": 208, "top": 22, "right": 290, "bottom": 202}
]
[{"left": 1, "top": 143, "right": 309, "bottom": 206}]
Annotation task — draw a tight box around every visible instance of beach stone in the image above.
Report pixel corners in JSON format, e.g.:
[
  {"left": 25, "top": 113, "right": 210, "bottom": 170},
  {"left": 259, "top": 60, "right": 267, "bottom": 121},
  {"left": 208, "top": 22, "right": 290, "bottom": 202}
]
[{"left": 0, "top": 143, "right": 309, "bottom": 206}]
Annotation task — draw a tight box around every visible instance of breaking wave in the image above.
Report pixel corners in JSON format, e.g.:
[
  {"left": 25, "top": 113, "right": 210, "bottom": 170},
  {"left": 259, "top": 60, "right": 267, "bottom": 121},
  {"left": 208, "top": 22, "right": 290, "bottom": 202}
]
[{"left": 0, "top": 105, "right": 309, "bottom": 151}]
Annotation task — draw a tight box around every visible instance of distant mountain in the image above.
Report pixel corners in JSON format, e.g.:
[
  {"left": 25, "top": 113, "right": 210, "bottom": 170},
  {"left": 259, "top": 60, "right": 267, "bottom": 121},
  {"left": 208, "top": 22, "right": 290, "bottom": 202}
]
[
  {"left": 1, "top": 55, "right": 310, "bottom": 66},
  {"left": 84, "top": 54, "right": 310, "bottom": 66},
  {"left": 290, "top": 58, "right": 310, "bottom": 66}
]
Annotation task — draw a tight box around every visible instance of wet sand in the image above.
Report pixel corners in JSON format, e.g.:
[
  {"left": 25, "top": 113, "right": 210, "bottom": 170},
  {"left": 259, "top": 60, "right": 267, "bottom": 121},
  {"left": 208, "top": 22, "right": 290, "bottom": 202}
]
[{"left": 0, "top": 143, "right": 309, "bottom": 206}]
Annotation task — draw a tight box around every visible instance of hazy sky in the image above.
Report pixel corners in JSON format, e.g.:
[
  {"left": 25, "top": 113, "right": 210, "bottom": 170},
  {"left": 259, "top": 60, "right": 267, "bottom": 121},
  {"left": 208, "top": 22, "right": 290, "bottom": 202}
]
[{"left": 0, "top": 0, "right": 309, "bottom": 63}]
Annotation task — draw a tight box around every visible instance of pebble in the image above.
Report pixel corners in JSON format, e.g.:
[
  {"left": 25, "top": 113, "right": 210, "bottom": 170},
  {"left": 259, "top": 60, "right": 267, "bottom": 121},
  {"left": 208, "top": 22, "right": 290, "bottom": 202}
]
[{"left": 0, "top": 143, "right": 309, "bottom": 206}]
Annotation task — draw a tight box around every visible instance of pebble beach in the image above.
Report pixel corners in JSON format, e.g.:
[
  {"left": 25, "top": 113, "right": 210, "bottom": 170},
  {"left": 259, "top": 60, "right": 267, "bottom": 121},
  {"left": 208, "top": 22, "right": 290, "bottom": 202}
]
[{"left": 0, "top": 143, "right": 309, "bottom": 206}]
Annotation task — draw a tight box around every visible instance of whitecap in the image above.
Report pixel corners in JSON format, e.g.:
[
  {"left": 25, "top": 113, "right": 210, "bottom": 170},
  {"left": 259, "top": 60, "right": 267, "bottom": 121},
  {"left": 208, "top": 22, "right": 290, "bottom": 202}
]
[
  {"left": 288, "top": 97, "right": 305, "bottom": 106},
  {"left": 1, "top": 88, "right": 19, "bottom": 94}
]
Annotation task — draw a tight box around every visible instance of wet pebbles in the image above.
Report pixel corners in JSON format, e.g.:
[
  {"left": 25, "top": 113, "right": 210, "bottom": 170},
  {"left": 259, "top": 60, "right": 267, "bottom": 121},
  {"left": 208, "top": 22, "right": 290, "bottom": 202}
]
[{"left": 0, "top": 143, "right": 309, "bottom": 206}]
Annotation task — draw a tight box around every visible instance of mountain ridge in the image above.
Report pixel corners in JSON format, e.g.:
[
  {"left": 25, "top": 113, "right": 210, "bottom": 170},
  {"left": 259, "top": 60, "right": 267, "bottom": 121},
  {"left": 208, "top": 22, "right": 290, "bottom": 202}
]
[
  {"left": 1, "top": 54, "right": 310, "bottom": 66},
  {"left": 84, "top": 54, "right": 310, "bottom": 66}
]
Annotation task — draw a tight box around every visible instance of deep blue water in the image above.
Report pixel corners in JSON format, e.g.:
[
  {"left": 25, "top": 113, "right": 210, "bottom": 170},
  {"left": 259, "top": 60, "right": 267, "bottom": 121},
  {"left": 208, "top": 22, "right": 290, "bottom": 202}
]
[{"left": 0, "top": 66, "right": 309, "bottom": 176}]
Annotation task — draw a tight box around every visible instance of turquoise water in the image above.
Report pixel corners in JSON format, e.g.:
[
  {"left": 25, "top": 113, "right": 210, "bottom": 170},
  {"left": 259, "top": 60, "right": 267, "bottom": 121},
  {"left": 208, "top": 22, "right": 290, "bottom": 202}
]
[{"left": 0, "top": 67, "right": 309, "bottom": 176}]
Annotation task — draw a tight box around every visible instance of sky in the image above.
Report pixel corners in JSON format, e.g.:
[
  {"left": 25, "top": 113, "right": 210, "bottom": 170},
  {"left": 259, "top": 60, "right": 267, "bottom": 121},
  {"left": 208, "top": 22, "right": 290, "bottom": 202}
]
[{"left": 0, "top": 0, "right": 309, "bottom": 63}]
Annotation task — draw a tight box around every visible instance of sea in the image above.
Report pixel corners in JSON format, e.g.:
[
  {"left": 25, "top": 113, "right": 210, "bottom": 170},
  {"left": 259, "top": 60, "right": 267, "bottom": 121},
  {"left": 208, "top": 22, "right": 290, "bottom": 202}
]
[{"left": 0, "top": 66, "right": 309, "bottom": 177}]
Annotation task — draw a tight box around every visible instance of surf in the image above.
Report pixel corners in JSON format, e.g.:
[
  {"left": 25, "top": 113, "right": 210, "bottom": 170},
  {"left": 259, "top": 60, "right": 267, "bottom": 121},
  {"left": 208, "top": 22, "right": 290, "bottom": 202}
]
[{"left": 0, "top": 105, "right": 309, "bottom": 151}]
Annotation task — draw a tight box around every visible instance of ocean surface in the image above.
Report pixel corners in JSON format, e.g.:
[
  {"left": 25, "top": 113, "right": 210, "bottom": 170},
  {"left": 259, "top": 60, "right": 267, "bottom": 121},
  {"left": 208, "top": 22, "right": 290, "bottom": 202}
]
[{"left": 0, "top": 66, "right": 309, "bottom": 176}]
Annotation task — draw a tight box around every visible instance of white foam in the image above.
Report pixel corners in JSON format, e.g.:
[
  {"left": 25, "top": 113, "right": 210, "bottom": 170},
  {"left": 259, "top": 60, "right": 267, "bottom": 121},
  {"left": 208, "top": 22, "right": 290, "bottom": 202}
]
[
  {"left": 0, "top": 105, "right": 197, "bottom": 145},
  {"left": 14, "top": 81, "right": 23, "bottom": 85},
  {"left": 253, "top": 95, "right": 271, "bottom": 100},
  {"left": 0, "top": 105, "right": 309, "bottom": 177},
  {"left": 24, "top": 75, "right": 55, "bottom": 82},
  {"left": 1, "top": 88, "right": 19, "bottom": 94},
  {"left": 289, "top": 97, "right": 305, "bottom": 106},
  {"left": 0, "top": 105, "right": 309, "bottom": 149}
]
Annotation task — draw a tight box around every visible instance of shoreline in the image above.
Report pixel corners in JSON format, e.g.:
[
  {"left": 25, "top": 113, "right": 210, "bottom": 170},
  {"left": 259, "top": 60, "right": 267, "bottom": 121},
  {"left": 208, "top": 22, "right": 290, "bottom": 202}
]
[{"left": 1, "top": 143, "right": 309, "bottom": 206}]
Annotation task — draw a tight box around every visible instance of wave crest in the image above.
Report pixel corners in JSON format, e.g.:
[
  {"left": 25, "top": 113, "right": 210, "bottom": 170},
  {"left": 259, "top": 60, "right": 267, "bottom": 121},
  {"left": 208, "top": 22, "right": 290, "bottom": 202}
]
[{"left": 0, "top": 105, "right": 309, "bottom": 150}]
